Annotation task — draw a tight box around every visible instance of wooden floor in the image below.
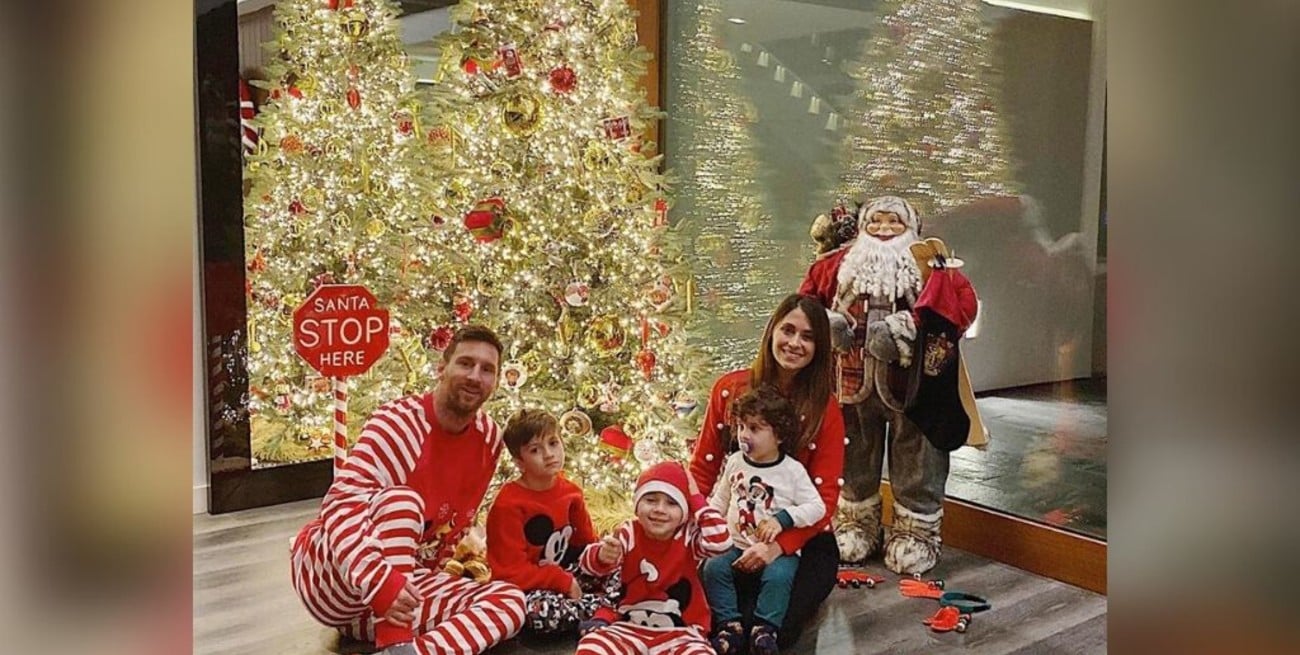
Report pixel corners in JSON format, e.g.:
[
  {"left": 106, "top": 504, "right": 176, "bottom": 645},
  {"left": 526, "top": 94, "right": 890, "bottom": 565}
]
[{"left": 194, "top": 499, "right": 1106, "bottom": 654}]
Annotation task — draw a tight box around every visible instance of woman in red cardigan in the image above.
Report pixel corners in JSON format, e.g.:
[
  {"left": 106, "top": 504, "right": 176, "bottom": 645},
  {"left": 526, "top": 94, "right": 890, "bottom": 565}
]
[{"left": 689, "top": 294, "right": 845, "bottom": 647}]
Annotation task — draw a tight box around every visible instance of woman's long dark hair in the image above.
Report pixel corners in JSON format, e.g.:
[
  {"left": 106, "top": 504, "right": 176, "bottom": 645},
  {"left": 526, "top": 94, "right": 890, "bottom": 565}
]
[{"left": 750, "top": 294, "right": 834, "bottom": 453}]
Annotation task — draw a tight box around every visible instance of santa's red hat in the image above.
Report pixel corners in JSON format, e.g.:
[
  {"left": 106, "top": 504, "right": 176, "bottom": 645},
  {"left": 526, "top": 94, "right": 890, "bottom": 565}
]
[
  {"left": 912, "top": 267, "right": 977, "bottom": 333},
  {"left": 635, "top": 461, "right": 690, "bottom": 511}
]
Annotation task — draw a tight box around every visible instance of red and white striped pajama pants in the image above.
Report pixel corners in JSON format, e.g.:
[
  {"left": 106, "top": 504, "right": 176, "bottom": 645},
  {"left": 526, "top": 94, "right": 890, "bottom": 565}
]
[
  {"left": 291, "top": 487, "right": 525, "bottom": 654},
  {"left": 576, "top": 623, "right": 715, "bottom": 655}
]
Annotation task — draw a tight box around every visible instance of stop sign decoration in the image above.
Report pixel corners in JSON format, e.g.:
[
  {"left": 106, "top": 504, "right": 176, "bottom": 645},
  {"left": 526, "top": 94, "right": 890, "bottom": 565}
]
[{"left": 293, "top": 284, "right": 390, "bottom": 378}]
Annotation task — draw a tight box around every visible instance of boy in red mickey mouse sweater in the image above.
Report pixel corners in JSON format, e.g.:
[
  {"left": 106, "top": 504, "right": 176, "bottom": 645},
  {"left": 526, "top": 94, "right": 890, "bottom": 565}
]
[
  {"left": 575, "top": 461, "right": 733, "bottom": 654},
  {"left": 486, "top": 409, "right": 602, "bottom": 637}
]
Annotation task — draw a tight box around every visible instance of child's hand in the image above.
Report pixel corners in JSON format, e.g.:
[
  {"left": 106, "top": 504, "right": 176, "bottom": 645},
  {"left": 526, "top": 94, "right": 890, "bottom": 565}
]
[
  {"left": 579, "top": 618, "right": 609, "bottom": 636},
  {"left": 568, "top": 578, "right": 583, "bottom": 600},
  {"left": 756, "top": 518, "right": 782, "bottom": 542},
  {"left": 597, "top": 535, "right": 623, "bottom": 566}
]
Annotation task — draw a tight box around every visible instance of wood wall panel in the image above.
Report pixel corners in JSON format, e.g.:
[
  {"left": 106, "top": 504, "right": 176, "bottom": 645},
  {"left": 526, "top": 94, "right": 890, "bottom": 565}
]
[{"left": 633, "top": 0, "right": 662, "bottom": 152}]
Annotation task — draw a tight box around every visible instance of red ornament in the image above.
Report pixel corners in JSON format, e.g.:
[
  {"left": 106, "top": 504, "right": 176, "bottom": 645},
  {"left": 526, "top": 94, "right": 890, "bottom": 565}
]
[
  {"left": 653, "top": 198, "right": 668, "bottom": 228},
  {"left": 347, "top": 87, "right": 361, "bottom": 109},
  {"left": 247, "top": 251, "right": 267, "bottom": 273},
  {"left": 461, "top": 55, "right": 501, "bottom": 76},
  {"left": 289, "top": 199, "right": 306, "bottom": 215},
  {"left": 287, "top": 86, "right": 304, "bottom": 99},
  {"left": 635, "top": 349, "right": 657, "bottom": 380},
  {"left": 327, "top": 0, "right": 353, "bottom": 9},
  {"left": 431, "top": 214, "right": 446, "bottom": 227},
  {"left": 452, "top": 293, "right": 473, "bottom": 322},
  {"left": 549, "top": 66, "right": 577, "bottom": 93},
  {"left": 463, "top": 197, "right": 508, "bottom": 242},
  {"left": 394, "top": 110, "right": 414, "bottom": 135},
  {"left": 599, "top": 425, "right": 633, "bottom": 459},
  {"left": 424, "top": 325, "right": 455, "bottom": 352}
]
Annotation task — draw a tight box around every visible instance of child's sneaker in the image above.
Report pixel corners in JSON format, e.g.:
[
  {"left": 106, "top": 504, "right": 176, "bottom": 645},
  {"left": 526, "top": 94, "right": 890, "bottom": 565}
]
[
  {"left": 750, "top": 623, "right": 779, "bottom": 655},
  {"left": 710, "top": 620, "right": 745, "bottom": 654}
]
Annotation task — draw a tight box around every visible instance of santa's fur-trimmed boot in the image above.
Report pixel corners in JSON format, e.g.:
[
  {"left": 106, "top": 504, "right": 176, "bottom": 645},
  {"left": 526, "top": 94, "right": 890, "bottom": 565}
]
[
  {"left": 835, "top": 493, "right": 883, "bottom": 563},
  {"left": 884, "top": 503, "right": 943, "bottom": 575}
]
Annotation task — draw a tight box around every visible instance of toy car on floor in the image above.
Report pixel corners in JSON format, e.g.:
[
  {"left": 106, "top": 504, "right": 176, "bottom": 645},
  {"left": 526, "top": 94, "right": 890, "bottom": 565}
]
[{"left": 836, "top": 570, "right": 885, "bottom": 589}]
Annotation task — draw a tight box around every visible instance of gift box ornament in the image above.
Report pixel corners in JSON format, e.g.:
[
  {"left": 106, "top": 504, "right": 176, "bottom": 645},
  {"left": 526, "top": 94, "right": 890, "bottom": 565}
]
[
  {"left": 599, "top": 425, "right": 633, "bottom": 458},
  {"left": 463, "top": 197, "right": 508, "bottom": 242}
]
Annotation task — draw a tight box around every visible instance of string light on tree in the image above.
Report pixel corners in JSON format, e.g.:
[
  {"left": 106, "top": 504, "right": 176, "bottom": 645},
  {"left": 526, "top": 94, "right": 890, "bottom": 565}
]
[
  {"left": 242, "top": 0, "right": 463, "bottom": 466},
  {"left": 423, "top": 0, "right": 709, "bottom": 514}
]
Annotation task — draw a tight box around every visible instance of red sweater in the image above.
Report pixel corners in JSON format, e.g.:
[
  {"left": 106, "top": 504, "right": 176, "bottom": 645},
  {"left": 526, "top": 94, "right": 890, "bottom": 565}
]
[
  {"left": 485, "top": 476, "right": 598, "bottom": 594},
  {"left": 688, "top": 369, "right": 845, "bottom": 555},
  {"left": 299, "top": 392, "right": 502, "bottom": 617},
  {"left": 580, "top": 496, "right": 731, "bottom": 634}
]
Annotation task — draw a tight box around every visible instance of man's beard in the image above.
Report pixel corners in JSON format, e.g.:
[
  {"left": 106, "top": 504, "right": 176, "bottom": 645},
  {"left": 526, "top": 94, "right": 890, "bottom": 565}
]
[
  {"left": 440, "top": 379, "right": 488, "bottom": 417},
  {"left": 836, "top": 231, "right": 922, "bottom": 304}
]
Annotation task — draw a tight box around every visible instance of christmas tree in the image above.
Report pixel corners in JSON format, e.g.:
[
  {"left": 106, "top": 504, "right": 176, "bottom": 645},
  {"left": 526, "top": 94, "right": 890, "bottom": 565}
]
[
  {"left": 665, "top": 0, "right": 789, "bottom": 373},
  {"left": 421, "top": 0, "right": 708, "bottom": 509},
  {"left": 835, "top": 0, "right": 1019, "bottom": 216},
  {"left": 243, "top": 0, "right": 461, "bottom": 466}
]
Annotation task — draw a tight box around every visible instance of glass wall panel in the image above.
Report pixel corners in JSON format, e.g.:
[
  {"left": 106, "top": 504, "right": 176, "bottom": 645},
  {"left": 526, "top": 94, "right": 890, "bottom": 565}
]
[{"left": 665, "top": 0, "right": 1105, "bottom": 538}]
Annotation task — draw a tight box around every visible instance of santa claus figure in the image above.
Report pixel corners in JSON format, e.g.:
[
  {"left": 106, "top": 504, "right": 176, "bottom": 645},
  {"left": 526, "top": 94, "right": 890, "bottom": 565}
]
[{"left": 799, "top": 195, "right": 985, "bottom": 575}]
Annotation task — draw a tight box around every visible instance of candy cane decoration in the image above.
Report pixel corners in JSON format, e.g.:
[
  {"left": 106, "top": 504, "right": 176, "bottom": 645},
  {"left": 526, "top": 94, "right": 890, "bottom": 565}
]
[
  {"left": 239, "top": 77, "right": 259, "bottom": 156},
  {"left": 333, "top": 376, "right": 348, "bottom": 473}
]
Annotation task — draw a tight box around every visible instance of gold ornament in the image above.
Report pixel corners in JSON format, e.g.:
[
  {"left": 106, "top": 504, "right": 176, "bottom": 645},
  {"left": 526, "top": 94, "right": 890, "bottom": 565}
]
[
  {"left": 501, "top": 92, "right": 544, "bottom": 137},
  {"left": 586, "top": 315, "right": 626, "bottom": 354},
  {"left": 623, "top": 413, "right": 647, "bottom": 439},
  {"left": 427, "top": 125, "right": 457, "bottom": 154},
  {"left": 583, "top": 141, "right": 610, "bottom": 171},
  {"left": 518, "top": 349, "right": 543, "bottom": 376},
  {"left": 624, "top": 184, "right": 646, "bottom": 206},
  {"left": 559, "top": 409, "right": 593, "bottom": 438},
  {"left": 302, "top": 187, "right": 323, "bottom": 209},
  {"left": 600, "top": 18, "right": 636, "bottom": 49},
  {"left": 577, "top": 383, "right": 603, "bottom": 408},
  {"left": 248, "top": 320, "right": 261, "bottom": 354},
  {"left": 341, "top": 7, "right": 370, "bottom": 41},
  {"left": 557, "top": 307, "right": 579, "bottom": 343},
  {"left": 445, "top": 180, "right": 469, "bottom": 208},
  {"left": 489, "top": 159, "right": 514, "bottom": 179},
  {"left": 296, "top": 74, "right": 318, "bottom": 95},
  {"left": 331, "top": 211, "right": 351, "bottom": 229},
  {"left": 366, "top": 219, "right": 387, "bottom": 238}
]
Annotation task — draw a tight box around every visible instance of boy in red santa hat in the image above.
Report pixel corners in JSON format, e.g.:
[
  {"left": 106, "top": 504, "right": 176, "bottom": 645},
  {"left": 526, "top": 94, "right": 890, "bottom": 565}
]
[{"left": 575, "top": 462, "right": 732, "bottom": 654}]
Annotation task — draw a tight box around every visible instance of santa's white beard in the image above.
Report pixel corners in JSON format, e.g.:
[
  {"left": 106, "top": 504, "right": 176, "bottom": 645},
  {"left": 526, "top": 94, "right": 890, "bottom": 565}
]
[{"left": 837, "top": 232, "right": 923, "bottom": 303}]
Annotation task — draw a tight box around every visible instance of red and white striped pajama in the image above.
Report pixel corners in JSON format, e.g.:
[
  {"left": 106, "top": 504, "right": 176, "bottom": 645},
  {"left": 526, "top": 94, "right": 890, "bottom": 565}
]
[
  {"left": 289, "top": 393, "right": 525, "bottom": 654},
  {"left": 575, "top": 623, "right": 716, "bottom": 655}
]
